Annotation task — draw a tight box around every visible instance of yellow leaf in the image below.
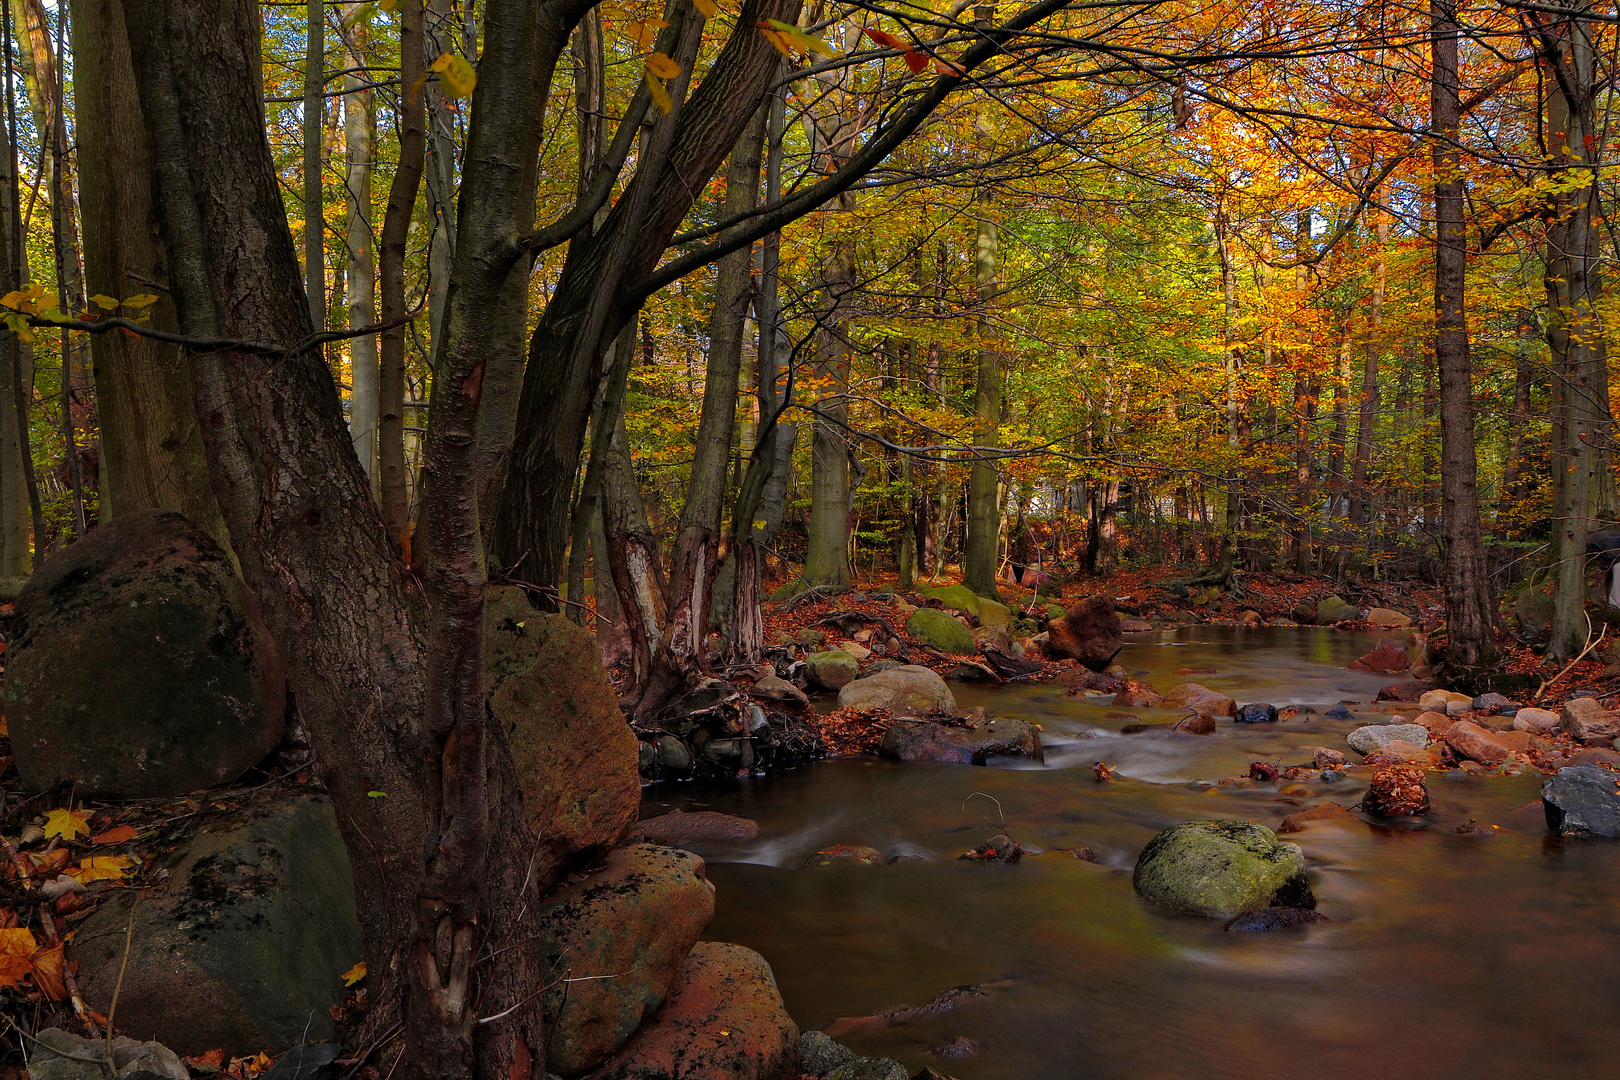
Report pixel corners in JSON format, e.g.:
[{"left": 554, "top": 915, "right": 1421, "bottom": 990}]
[
  {"left": 758, "top": 25, "right": 794, "bottom": 57},
  {"left": 122, "top": 293, "right": 161, "bottom": 309},
  {"left": 692, "top": 0, "right": 719, "bottom": 16},
  {"left": 0, "top": 290, "right": 23, "bottom": 309},
  {"left": 89, "top": 294, "right": 119, "bottom": 311},
  {"left": 342, "top": 961, "right": 367, "bottom": 986},
  {"left": 43, "top": 809, "right": 91, "bottom": 841},
  {"left": 648, "top": 75, "right": 673, "bottom": 114},
  {"left": 766, "top": 18, "right": 834, "bottom": 56},
  {"left": 431, "top": 52, "right": 477, "bottom": 98},
  {"left": 65, "top": 855, "right": 136, "bottom": 883},
  {"left": 0, "top": 928, "right": 35, "bottom": 991},
  {"left": 646, "top": 51, "right": 682, "bottom": 79},
  {"left": 380, "top": 0, "right": 399, "bottom": 10}
]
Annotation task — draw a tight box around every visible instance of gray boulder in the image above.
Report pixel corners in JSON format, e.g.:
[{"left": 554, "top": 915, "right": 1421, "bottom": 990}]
[
  {"left": 838, "top": 665, "right": 956, "bottom": 715},
  {"left": 1132, "top": 819, "right": 1314, "bottom": 918},
  {"left": 1347, "top": 724, "right": 1431, "bottom": 756},
  {"left": 800, "top": 1031, "right": 857, "bottom": 1077},
  {"left": 905, "top": 608, "right": 975, "bottom": 655},
  {"left": 70, "top": 795, "right": 362, "bottom": 1056},
  {"left": 806, "top": 650, "right": 861, "bottom": 691},
  {"left": 1542, "top": 764, "right": 1620, "bottom": 837},
  {"left": 826, "top": 1061, "right": 909, "bottom": 1080},
  {"left": 7, "top": 508, "right": 286, "bottom": 798},
  {"left": 26, "top": 1030, "right": 186, "bottom": 1080}
]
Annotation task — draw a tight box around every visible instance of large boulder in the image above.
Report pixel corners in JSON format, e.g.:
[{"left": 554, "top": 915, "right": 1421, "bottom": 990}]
[
  {"left": 1161, "top": 683, "right": 1237, "bottom": 717},
  {"left": 1044, "top": 595, "right": 1123, "bottom": 671},
  {"left": 967, "top": 718, "right": 1043, "bottom": 762},
  {"left": 915, "top": 584, "right": 981, "bottom": 617},
  {"left": 906, "top": 608, "right": 975, "bottom": 655},
  {"left": 1132, "top": 820, "right": 1314, "bottom": 919},
  {"left": 1542, "top": 764, "right": 1620, "bottom": 837},
  {"left": 879, "top": 722, "right": 976, "bottom": 764},
  {"left": 1560, "top": 697, "right": 1620, "bottom": 746},
  {"left": 485, "top": 588, "right": 640, "bottom": 887},
  {"left": 1315, "top": 595, "right": 1361, "bottom": 623},
  {"left": 805, "top": 650, "right": 860, "bottom": 691},
  {"left": 1366, "top": 607, "right": 1413, "bottom": 628},
  {"left": 976, "top": 598, "right": 1012, "bottom": 630},
  {"left": 837, "top": 666, "right": 956, "bottom": 715},
  {"left": 6, "top": 508, "right": 286, "bottom": 799},
  {"left": 587, "top": 942, "right": 799, "bottom": 1080},
  {"left": 70, "top": 795, "right": 362, "bottom": 1056},
  {"left": 539, "top": 844, "right": 716, "bottom": 1076},
  {"left": 26, "top": 1030, "right": 187, "bottom": 1080}
]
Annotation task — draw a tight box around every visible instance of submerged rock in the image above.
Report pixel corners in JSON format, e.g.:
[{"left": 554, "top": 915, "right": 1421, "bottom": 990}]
[
  {"left": 1542, "top": 764, "right": 1620, "bottom": 837},
  {"left": 803, "top": 844, "right": 883, "bottom": 867},
  {"left": 1348, "top": 645, "right": 1409, "bottom": 674},
  {"left": 1132, "top": 820, "right": 1314, "bottom": 919},
  {"left": 1236, "top": 702, "right": 1278, "bottom": 724},
  {"left": 7, "top": 508, "right": 286, "bottom": 799},
  {"left": 1161, "top": 683, "right": 1237, "bottom": 717},
  {"left": 879, "top": 722, "right": 977, "bottom": 764},
  {"left": 1323, "top": 704, "right": 1355, "bottom": 720},
  {"left": 960, "top": 834, "right": 1024, "bottom": 862},
  {"left": 634, "top": 810, "right": 760, "bottom": 846},
  {"left": 1226, "top": 907, "right": 1329, "bottom": 932},
  {"left": 1277, "top": 803, "right": 1358, "bottom": 833}
]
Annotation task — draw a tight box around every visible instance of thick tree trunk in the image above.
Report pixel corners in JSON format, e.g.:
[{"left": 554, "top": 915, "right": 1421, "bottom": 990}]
[
  {"left": 0, "top": 4, "right": 31, "bottom": 572},
  {"left": 803, "top": 189, "right": 857, "bottom": 590},
  {"left": 1432, "top": 0, "right": 1496, "bottom": 668},
  {"left": 345, "top": 8, "right": 380, "bottom": 488}
]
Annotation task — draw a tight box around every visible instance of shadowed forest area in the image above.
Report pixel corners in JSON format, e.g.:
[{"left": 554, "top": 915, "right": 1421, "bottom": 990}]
[{"left": 0, "top": 0, "right": 1616, "bottom": 1078}]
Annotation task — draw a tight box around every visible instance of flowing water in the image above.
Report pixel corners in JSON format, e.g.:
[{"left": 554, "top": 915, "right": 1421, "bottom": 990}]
[{"left": 641, "top": 627, "right": 1620, "bottom": 1080}]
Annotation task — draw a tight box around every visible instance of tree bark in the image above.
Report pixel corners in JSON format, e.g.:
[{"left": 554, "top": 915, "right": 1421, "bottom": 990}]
[
  {"left": 345, "top": 7, "right": 379, "bottom": 488},
  {"left": 304, "top": 0, "right": 325, "bottom": 330},
  {"left": 1348, "top": 213, "right": 1385, "bottom": 529},
  {"left": 962, "top": 206, "right": 1002, "bottom": 599}
]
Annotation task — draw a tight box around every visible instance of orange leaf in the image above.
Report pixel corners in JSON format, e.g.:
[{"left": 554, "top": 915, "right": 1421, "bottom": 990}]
[
  {"left": 90, "top": 825, "right": 139, "bottom": 846},
  {"left": 342, "top": 961, "right": 367, "bottom": 986},
  {"left": 757, "top": 24, "right": 794, "bottom": 58},
  {"left": 29, "top": 941, "right": 65, "bottom": 1000},
  {"left": 901, "top": 49, "right": 928, "bottom": 74},
  {"left": 692, "top": 0, "right": 719, "bottom": 16},
  {"left": 865, "top": 27, "right": 907, "bottom": 49},
  {"left": 932, "top": 58, "right": 964, "bottom": 75},
  {"left": 65, "top": 854, "right": 136, "bottom": 883},
  {"left": 0, "top": 928, "right": 36, "bottom": 991},
  {"left": 185, "top": 1050, "right": 226, "bottom": 1070}
]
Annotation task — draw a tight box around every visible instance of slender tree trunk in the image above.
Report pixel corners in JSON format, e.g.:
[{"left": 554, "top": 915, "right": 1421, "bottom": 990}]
[
  {"left": 2, "top": 2, "right": 39, "bottom": 566},
  {"left": 1496, "top": 344, "right": 1533, "bottom": 531},
  {"left": 423, "top": 0, "right": 458, "bottom": 347},
  {"left": 1349, "top": 214, "right": 1385, "bottom": 528},
  {"left": 1432, "top": 0, "right": 1496, "bottom": 667},
  {"left": 345, "top": 8, "right": 379, "bottom": 488},
  {"left": 963, "top": 206, "right": 1002, "bottom": 599},
  {"left": 304, "top": 0, "right": 325, "bottom": 329}
]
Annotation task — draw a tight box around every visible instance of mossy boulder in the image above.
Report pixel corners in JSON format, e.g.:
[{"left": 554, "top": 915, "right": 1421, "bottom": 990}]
[
  {"left": 1132, "top": 819, "right": 1314, "bottom": 919},
  {"left": 976, "top": 597, "right": 1012, "bottom": 630},
  {"left": 486, "top": 587, "right": 640, "bottom": 889},
  {"left": 917, "top": 584, "right": 981, "bottom": 616},
  {"left": 805, "top": 650, "right": 860, "bottom": 691},
  {"left": 1316, "top": 595, "right": 1361, "bottom": 624},
  {"left": 906, "top": 608, "right": 976, "bottom": 655}
]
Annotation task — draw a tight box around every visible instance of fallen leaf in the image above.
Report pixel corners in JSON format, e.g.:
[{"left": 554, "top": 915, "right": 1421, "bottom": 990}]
[
  {"left": 184, "top": 1050, "right": 226, "bottom": 1071},
  {"left": 43, "top": 808, "right": 91, "bottom": 841},
  {"left": 0, "top": 928, "right": 35, "bottom": 991},
  {"left": 692, "top": 0, "right": 719, "bottom": 15},
  {"left": 1092, "top": 761, "right": 1115, "bottom": 781},
  {"left": 90, "top": 825, "right": 139, "bottom": 845},
  {"left": 29, "top": 941, "right": 65, "bottom": 1000},
  {"left": 65, "top": 854, "right": 136, "bottom": 883},
  {"left": 342, "top": 961, "right": 367, "bottom": 986}
]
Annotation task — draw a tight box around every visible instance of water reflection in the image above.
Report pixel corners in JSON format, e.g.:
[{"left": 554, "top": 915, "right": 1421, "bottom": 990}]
[{"left": 642, "top": 627, "right": 1620, "bottom": 1079}]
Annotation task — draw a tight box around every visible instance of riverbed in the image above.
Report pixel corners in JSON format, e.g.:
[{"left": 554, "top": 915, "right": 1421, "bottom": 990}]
[{"left": 641, "top": 627, "right": 1619, "bottom": 1080}]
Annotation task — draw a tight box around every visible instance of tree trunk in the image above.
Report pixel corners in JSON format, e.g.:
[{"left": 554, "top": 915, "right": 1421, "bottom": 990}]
[
  {"left": 1432, "top": 0, "right": 1496, "bottom": 668},
  {"left": 345, "top": 7, "right": 380, "bottom": 488},
  {"left": 0, "top": 0, "right": 32, "bottom": 571},
  {"left": 963, "top": 207, "right": 1001, "bottom": 599},
  {"left": 304, "top": 0, "right": 325, "bottom": 329},
  {"left": 1348, "top": 214, "right": 1385, "bottom": 528}
]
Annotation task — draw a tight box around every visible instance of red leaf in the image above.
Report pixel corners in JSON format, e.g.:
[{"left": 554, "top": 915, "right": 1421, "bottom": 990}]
[
  {"left": 902, "top": 49, "right": 928, "bottom": 74},
  {"left": 864, "top": 27, "right": 907, "bottom": 49}
]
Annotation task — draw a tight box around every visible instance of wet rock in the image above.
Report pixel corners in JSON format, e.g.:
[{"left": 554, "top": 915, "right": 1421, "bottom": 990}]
[
  {"left": 825, "top": 1060, "right": 908, "bottom": 1080},
  {"left": 1364, "top": 739, "right": 1433, "bottom": 766},
  {"left": 799, "top": 1031, "right": 856, "bottom": 1077},
  {"left": 1363, "top": 764, "right": 1430, "bottom": 817},
  {"left": 1316, "top": 595, "right": 1360, "bottom": 623},
  {"left": 71, "top": 795, "right": 362, "bottom": 1056},
  {"left": 1412, "top": 710, "right": 1454, "bottom": 735},
  {"left": 1455, "top": 819, "right": 1500, "bottom": 835},
  {"left": 1113, "top": 681, "right": 1164, "bottom": 708},
  {"left": 484, "top": 589, "right": 641, "bottom": 885},
  {"left": 1542, "top": 764, "right": 1620, "bottom": 837},
  {"left": 25, "top": 1030, "right": 187, "bottom": 1080},
  {"left": 794, "top": 628, "right": 827, "bottom": 647},
  {"left": 1513, "top": 707, "right": 1561, "bottom": 734},
  {"left": 1131, "top": 820, "right": 1314, "bottom": 919},
  {"left": 634, "top": 810, "right": 760, "bottom": 846},
  {"left": 1347, "top": 723, "right": 1430, "bottom": 756},
  {"left": 966, "top": 718, "right": 1044, "bottom": 762},
  {"left": 654, "top": 735, "right": 693, "bottom": 774},
  {"left": 1313, "top": 747, "right": 1347, "bottom": 769},
  {"left": 1560, "top": 697, "right": 1620, "bottom": 745},
  {"left": 1225, "top": 907, "right": 1329, "bottom": 932},
  {"left": 1175, "top": 666, "right": 1218, "bottom": 676},
  {"left": 1323, "top": 704, "right": 1355, "bottom": 720},
  {"left": 1044, "top": 595, "right": 1124, "bottom": 671},
  {"left": 1376, "top": 680, "right": 1438, "bottom": 703},
  {"left": 945, "top": 661, "right": 1000, "bottom": 683},
  {"left": 905, "top": 609, "right": 976, "bottom": 655},
  {"left": 879, "top": 722, "right": 976, "bottom": 764},
  {"left": 1366, "top": 607, "right": 1413, "bottom": 628},
  {"left": 1277, "top": 803, "right": 1357, "bottom": 833},
  {"left": 1348, "top": 645, "right": 1409, "bottom": 674},
  {"left": 538, "top": 845, "right": 716, "bottom": 1076},
  {"left": 838, "top": 665, "right": 956, "bottom": 715},
  {"left": 1161, "top": 683, "right": 1237, "bottom": 717},
  {"left": 1419, "top": 688, "right": 1473, "bottom": 712},
  {"left": 586, "top": 942, "right": 798, "bottom": 1080},
  {"left": 1120, "top": 616, "right": 1154, "bottom": 632},
  {"left": 802, "top": 844, "right": 883, "bottom": 867},
  {"left": 1174, "top": 713, "right": 1216, "bottom": 735},
  {"left": 805, "top": 650, "right": 861, "bottom": 691},
  {"left": 929, "top": 1037, "right": 978, "bottom": 1059},
  {"left": 1473, "top": 692, "right": 1518, "bottom": 715},
  {"left": 7, "top": 508, "right": 286, "bottom": 799},
  {"left": 960, "top": 834, "right": 1024, "bottom": 861},
  {"left": 750, "top": 673, "right": 809, "bottom": 707},
  {"left": 1444, "top": 721, "right": 1512, "bottom": 765},
  {"left": 1236, "top": 702, "right": 1278, "bottom": 724}
]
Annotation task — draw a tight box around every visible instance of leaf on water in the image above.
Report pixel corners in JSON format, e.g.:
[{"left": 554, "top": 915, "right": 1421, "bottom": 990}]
[
  {"left": 646, "top": 51, "right": 682, "bottom": 79},
  {"left": 648, "top": 75, "right": 674, "bottom": 114},
  {"left": 342, "top": 961, "right": 367, "bottom": 986},
  {"left": 65, "top": 855, "right": 136, "bottom": 883},
  {"left": 43, "top": 809, "right": 91, "bottom": 841},
  {"left": 1092, "top": 761, "right": 1115, "bottom": 781}
]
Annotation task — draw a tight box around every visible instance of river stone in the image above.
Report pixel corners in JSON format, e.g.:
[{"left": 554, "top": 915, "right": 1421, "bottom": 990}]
[
  {"left": 967, "top": 718, "right": 1044, "bottom": 762},
  {"left": 976, "top": 597, "right": 1012, "bottom": 630},
  {"left": 838, "top": 665, "right": 956, "bottom": 715},
  {"left": 1376, "top": 680, "right": 1437, "bottom": 702},
  {"left": 587, "top": 942, "right": 798, "bottom": 1080},
  {"left": 1444, "top": 721, "right": 1512, "bottom": 765},
  {"left": 6, "top": 508, "right": 286, "bottom": 799},
  {"left": 1419, "top": 688, "right": 1473, "bottom": 712},
  {"left": 26, "top": 1030, "right": 187, "bottom": 1080},
  {"left": 1348, "top": 645, "right": 1409, "bottom": 674},
  {"left": 906, "top": 608, "right": 976, "bottom": 655},
  {"left": 1347, "top": 724, "right": 1430, "bottom": 756},
  {"left": 806, "top": 650, "right": 861, "bottom": 691},
  {"left": 1366, "top": 607, "right": 1413, "bottom": 628},
  {"left": 803, "top": 844, "right": 884, "bottom": 867},
  {"left": 800, "top": 1031, "right": 857, "bottom": 1077},
  {"left": 880, "top": 721, "right": 976, "bottom": 764},
  {"left": 1161, "top": 683, "right": 1237, "bottom": 717},
  {"left": 1131, "top": 820, "right": 1314, "bottom": 919},
  {"left": 1513, "top": 707, "right": 1561, "bottom": 733},
  {"left": 1363, "top": 764, "right": 1430, "bottom": 817},
  {"left": 1316, "top": 595, "right": 1360, "bottom": 623},
  {"left": 1226, "top": 907, "right": 1329, "bottom": 932},
  {"left": 485, "top": 587, "right": 640, "bottom": 888},
  {"left": 1236, "top": 702, "right": 1278, "bottom": 724},
  {"left": 634, "top": 810, "right": 760, "bottom": 845},
  {"left": 1114, "top": 681, "right": 1163, "bottom": 708},
  {"left": 70, "top": 795, "right": 362, "bottom": 1056},
  {"left": 1560, "top": 697, "right": 1620, "bottom": 745},
  {"left": 538, "top": 844, "right": 716, "bottom": 1076},
  {"left": 752, "top": 674, "right": 809, "bottom": 707},
  {"left": 826, "top": 1060, "right": 909, "bottom": 1080},
  {"left": 1542, "top": 764, "right": 1620, "bottom": 837},
  {"left": 1045, "top": 595, "right": 1123, "bottom": 671}
]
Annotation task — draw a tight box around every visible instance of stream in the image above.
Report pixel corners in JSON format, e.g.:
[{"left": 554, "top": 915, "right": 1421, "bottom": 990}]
[{"left": 640, "top": 627, "right": 1620, "bottom": 1080}]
